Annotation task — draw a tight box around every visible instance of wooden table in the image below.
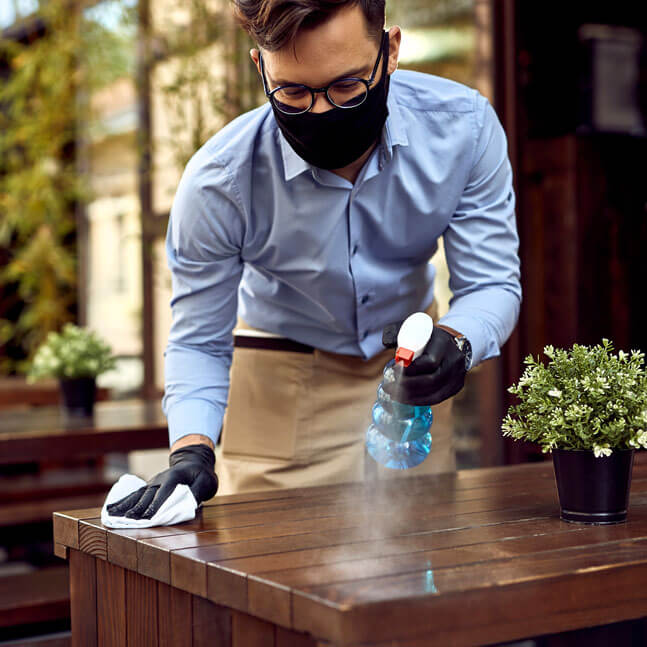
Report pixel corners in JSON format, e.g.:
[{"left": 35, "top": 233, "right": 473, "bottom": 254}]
[
  {"left": 54, "top": 453, "right": 647, "bottom": 647},
  {"left": 0, "top": 398, "right": 169, "bottom": 464}
]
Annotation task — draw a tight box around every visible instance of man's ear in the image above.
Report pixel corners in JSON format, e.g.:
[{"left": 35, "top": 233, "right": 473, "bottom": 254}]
[
  {"left": 250, "top": 48, "right": 261, "bottom": 75},
  {"left": 386, "top": 26, "right": 401, "bottom": 75}
]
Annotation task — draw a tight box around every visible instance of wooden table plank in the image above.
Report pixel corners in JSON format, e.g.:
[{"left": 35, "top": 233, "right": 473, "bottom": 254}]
[
  {"left": 80, "top": 519, "right": 108, "bottom": 561},
  {"left": 59, "top": 470, "right": 565, "bottom": 578},
  {"left": 297, "top": 531, "right": 647, "bottom": 602},
  {"left": 231, "top": 610, "right": 275, "bottom": 647},
  {"left": 275, "top": 626, "right": 317, "bottom": 647},
  {"left": 257, "top": 511, "right": 647, "bottom": 590},
  {"left": 157, "top": 582, "right": 192, "bottom": 647},
  {"left": 206, "top": 458, "right": 555, "bottom": 506},
  {"left": 138, "top": 474, "right": 647, "bottom": 557},
  {"left": 192, "top": 596, "right": 231, "bottom": 647},
  {"left": 54, "top": 543, "right": 69, "bottom": 560},
  {"left": 0, "top": 399, "right": 168, "bottom": 463},
  {"left": 301, "top": 594, "right": 647, "bottom": 647},
  {"left": 155, "top": 483, "right": 568, "bottom": 551},
  {"left": 170, "top": 502, "right": 558, "bottom": 612},
  {"left": 244, "top": 512, "right": 647, "bottom": 628},
  {"left": 247, "top": 577, "right": 291, "bottom": 628},
  {"left": 126, "top": 568, "right": 158, "bottom": 646},
  {"left": 292, "top": 554, "right": 647, "bottom": 645},
  {"left": 54, "top": 508, "right": 105, "bottom": 550},
  {"left": 207, "top": 564, "right": 248, "bottom": 612},
  {"left": 136, "top": 483, "right": 567, "bottom": 592},
  {"left": 0, "top": 398, "right": 167, "bottom": 436},
  {"left": 107, "top": 523, "right": 197, "bottom": 572},
  {"left": 206, "top": 516, "right": 582, "bottom": 576},
  {"left": 70, "top": 549, "right": 98, "bottom": 647},
  {"left": 96, "top": 559, "right": 126, "bottom": 647}
]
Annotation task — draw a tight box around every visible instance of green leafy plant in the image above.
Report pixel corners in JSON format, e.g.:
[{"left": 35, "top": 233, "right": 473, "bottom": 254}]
[
  {"left": 28, "top": 323, "right": 116, "bottom": 380},
  {"left": 502, "top": 340, "right": 647, "bottom": 456},
  {"left": 0, "top": 0, "right": 135, "bottom": 374}
]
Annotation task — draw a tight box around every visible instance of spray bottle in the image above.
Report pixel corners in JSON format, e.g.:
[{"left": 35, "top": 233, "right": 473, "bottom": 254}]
[{"left": 366, "top": 312, "right": 434, "bottom": 469}]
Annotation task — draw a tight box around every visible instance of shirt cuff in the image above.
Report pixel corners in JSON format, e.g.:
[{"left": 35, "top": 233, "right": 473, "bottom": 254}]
[{"left": 166, "top": 398, "right": 223, "bottom": 448}]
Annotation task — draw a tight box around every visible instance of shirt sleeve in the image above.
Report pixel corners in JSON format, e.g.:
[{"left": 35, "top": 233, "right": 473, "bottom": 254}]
[
  {"left": 438, "top": 93, "right": 522, "bottom": 368},
  {"left": 161, "top": 161, "right": 245, "bottom": 447}
]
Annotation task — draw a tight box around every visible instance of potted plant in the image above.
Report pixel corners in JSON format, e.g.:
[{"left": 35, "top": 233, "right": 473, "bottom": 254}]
[
  {"left": 28, "top": 323, "right": 116, "bottom": 417},
  {"left": 502, "top": 340, "right": 647, "bottom": 524}
]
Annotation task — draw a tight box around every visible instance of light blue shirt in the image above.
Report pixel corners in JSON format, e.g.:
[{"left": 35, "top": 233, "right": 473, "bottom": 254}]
[{"left": 162, "top": 69, "right": 521, "bottom": 447}]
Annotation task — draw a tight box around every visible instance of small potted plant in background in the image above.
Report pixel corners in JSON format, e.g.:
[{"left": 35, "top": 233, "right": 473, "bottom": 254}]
[
  {"left": 28, "top": 323, "right": 116, "bottom": 417},
  {"left": 503, "top": 340, "right": 647, "bottom": 524}
]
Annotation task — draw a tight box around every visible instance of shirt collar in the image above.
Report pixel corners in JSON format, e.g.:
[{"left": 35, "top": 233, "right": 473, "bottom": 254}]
[
  {"left": 382, "top": 83, "right": 409, "bottom": 162},
  {"left": 277, "top": 80, "right": 410, "bottom": 182},
  {"left": 278, "top": 127, "right": 311, "bottom": 182}
]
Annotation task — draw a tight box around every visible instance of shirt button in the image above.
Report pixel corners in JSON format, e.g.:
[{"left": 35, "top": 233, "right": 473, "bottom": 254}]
[
  {"left": 352, "top": 244, "right": 359, "bottom": 256},
  {"left": 361, "top": 294, "right": 370, "bottom": 304},
  {"left": 361, "top": 330, "right": 368, "bottom": 340}
]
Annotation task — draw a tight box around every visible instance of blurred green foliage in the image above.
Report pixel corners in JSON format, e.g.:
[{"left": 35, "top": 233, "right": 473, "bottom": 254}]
[
  {"left": 0, "top": 0, "right": 133, "bottom": 374},
  {"left": 157, "top": 0, "right": 261, "bottom": 173}
]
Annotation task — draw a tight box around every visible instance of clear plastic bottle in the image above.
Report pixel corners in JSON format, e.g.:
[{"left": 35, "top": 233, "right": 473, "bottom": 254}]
[
  {"left": 366, "top": 359, "right": 433, "bottom": 469},
  {"left": 366, "top": 312, "right": 434, "bottom": 470}
]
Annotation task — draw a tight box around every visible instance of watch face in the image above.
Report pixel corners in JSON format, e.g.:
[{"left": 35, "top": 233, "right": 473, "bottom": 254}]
[
  {"left": 455, "top": 335, "right": 472, "bottom": 370},
  {"left": 464, "top": 339, "right": 473, "bottom": 370}
]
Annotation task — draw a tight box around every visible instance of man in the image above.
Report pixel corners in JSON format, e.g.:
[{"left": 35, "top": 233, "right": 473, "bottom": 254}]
[{"left": 107, "top": 0, "right": 521, "bottom": 520}]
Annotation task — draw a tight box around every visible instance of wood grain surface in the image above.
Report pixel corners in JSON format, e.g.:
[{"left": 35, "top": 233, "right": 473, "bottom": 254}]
[
  {"left": 56, "top": 453, "right": 647, "bottom": 646},
  {"left": 0, "top": 399, "right": 168, "bottom": 463}
]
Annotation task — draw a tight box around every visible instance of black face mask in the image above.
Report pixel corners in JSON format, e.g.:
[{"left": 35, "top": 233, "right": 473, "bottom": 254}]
[{"left": 271, "top": 36, "right": 391, "bottom": 170}]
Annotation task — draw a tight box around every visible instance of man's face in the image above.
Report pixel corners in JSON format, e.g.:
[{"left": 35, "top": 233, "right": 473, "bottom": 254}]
[{"left": 251, "top": 4, "right": 400, "bottom": 114}]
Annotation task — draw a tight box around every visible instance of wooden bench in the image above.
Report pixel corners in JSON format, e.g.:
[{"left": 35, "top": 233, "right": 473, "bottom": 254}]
[
  {"left": 0, "top": 469, "right": 108, "bottom": 644},
  {"left": 0, "top": 468, "right": 114, "bottom": 527},
  {"left": 0, "top": 565, "right": 70, "bottom": 634}
]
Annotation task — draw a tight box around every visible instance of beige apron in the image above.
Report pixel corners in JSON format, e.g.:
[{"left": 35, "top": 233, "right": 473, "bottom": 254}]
[{"left": 217, "top": 304, "right": 456, "bottom": 496}]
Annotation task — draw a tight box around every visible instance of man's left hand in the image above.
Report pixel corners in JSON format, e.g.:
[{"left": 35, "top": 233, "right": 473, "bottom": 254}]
[{"left": 381, "top": 325, "right": 467, "bottom": 406}]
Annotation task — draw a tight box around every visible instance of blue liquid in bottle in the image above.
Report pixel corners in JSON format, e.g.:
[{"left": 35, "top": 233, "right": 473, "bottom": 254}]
[{"left": 366, "top": 359, "right": 433, "bottom": 469}]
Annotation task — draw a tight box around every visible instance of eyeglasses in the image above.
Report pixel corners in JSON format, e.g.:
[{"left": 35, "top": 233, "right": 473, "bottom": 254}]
[{"left": 259, "top": 31, "right": 387, "bottom": 115}]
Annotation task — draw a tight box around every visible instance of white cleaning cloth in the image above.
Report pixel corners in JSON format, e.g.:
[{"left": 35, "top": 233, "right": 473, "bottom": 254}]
[{"left": 101, "top": 473, "right": 199, "bottom": 529}]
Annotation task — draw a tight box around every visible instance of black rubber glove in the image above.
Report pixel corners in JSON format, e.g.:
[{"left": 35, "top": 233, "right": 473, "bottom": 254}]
[
  {"left": 106, "top": 444, "right": 219, "bottom": 520},
  {"left": 381, "top": 323, "right": 467, "bottom": 406}
]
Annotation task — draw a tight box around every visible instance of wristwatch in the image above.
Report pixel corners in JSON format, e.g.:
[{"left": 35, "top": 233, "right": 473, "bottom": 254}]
[{"left": 438, "top": 325, "right": 473, "bottom": 371}]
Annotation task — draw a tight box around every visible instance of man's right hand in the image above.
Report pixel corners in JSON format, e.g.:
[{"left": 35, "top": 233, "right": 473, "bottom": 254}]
[{"left": 106, "top": 441, "right": 219, "bottom": 520}]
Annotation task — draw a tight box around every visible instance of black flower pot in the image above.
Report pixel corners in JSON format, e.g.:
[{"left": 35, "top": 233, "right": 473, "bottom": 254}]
[
  {"left": 59, "top": 376, "right": 96, "bottom": 417},
  {"left": 552, "top": 448, "right": 635, "bottom": 524}
]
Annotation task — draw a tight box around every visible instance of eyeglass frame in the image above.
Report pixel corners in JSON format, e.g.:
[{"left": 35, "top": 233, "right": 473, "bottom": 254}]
[{"left": 258, "top": 30, "right": 388, "bottom": 115}]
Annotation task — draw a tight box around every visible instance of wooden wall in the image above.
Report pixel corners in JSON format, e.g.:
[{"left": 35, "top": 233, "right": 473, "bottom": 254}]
[{"left": 493, "top": 0, "right": 647, "bottom": 463}]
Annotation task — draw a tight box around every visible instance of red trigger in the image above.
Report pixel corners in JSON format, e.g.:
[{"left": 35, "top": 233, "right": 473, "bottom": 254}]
[{"left": 395, "top": 347, "right": 414, "bottom": 367}]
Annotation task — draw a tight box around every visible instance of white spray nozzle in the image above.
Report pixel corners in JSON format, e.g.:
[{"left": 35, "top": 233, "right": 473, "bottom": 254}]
[{"left": 395, "top": 312, "right": 434, "bottom": 367}]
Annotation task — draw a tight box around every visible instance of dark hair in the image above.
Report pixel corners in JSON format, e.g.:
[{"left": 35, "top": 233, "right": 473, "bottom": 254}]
[{"left": 232, "top": 0, "right": 385, "bottom": 52}]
